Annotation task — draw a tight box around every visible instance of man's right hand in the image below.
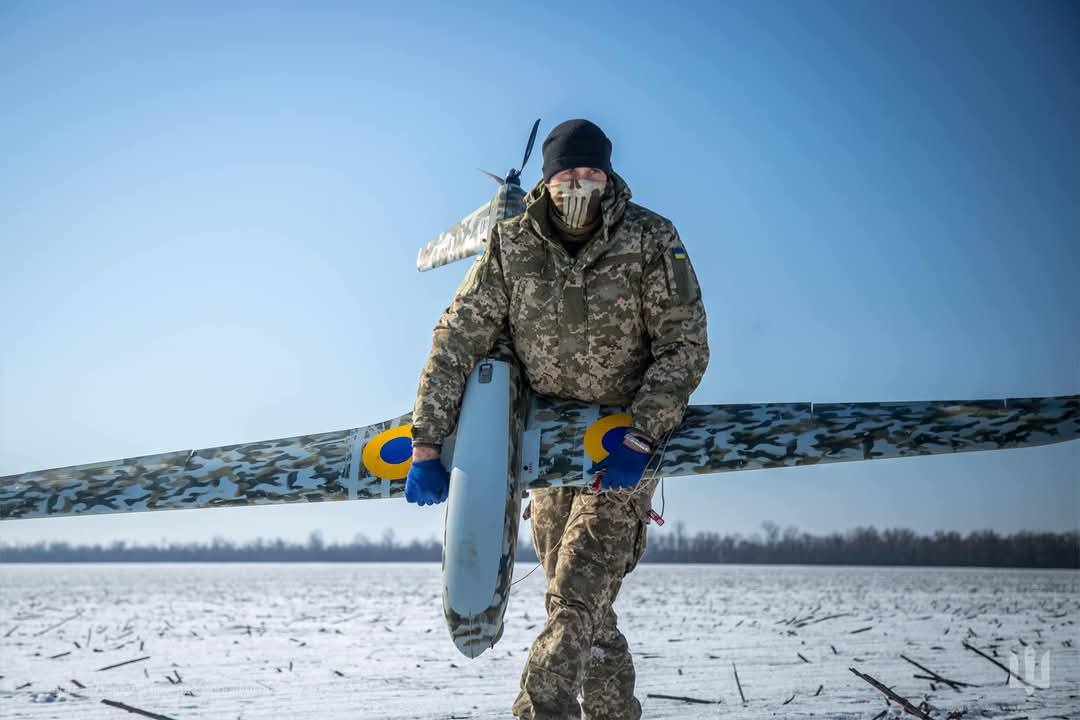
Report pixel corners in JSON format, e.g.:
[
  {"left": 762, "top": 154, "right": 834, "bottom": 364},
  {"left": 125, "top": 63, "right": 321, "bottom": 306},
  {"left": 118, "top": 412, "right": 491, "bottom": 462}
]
[{"left": 405, "top": 453, "right": 449, "bottom": 506}]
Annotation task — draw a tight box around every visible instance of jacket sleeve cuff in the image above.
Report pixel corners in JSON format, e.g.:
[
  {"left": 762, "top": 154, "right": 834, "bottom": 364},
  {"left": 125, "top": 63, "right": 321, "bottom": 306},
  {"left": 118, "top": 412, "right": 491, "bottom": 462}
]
[
  {"left": 409, "top": 427, "right": 444, "bottom": 448},
  {"left": 629, "top": 417, "right": 666, "bottom": 446}
]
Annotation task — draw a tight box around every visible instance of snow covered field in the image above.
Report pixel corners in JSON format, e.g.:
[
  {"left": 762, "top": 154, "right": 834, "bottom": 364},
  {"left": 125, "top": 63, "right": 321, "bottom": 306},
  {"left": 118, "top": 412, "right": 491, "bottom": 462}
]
[{"left": 0, "top": 563, "right": 1076, "bottom": 719}]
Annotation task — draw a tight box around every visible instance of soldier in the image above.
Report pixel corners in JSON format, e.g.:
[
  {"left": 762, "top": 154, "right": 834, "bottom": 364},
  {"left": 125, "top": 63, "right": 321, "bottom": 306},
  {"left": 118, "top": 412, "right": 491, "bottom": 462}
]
[{"left": 406, "top": 118, "right": 709, "bottom": 719}]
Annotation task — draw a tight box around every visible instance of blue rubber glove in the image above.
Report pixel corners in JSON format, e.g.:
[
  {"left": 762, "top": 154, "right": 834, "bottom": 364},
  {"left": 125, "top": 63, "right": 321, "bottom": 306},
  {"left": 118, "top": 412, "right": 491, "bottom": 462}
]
[
  {"left": 588, "top": 434, "right": 651, "bottom": 490},
  {"left": 405, "top": 459, "right": 449, "bottom": 506}
]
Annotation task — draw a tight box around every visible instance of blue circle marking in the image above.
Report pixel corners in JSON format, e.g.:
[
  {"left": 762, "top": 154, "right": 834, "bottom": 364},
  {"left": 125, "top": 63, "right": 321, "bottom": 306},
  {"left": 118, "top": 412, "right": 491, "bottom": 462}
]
[
  {"left": 379, "top": 436, "right": 413, "bottom": 465},
  {"left": 600, "top": 426, "right": 628, "bottom": 455}
]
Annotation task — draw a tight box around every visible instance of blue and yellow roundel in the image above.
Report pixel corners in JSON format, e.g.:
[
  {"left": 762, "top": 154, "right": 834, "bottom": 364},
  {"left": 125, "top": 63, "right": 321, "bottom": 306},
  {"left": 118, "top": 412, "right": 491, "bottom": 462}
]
[
  {"left": 362, "top": 425, "right": 414, "bottom": 480},
  {"left": 583, "top": 413, "right": 633, "bottom": 463}
]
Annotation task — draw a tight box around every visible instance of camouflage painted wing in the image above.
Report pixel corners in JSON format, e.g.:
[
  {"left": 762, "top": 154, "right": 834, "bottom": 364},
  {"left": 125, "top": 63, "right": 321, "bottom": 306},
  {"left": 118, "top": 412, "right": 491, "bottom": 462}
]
[
  {"left": 525, "top": 394, "right": 1080, "bottom": 487},
  {"left": 416, "top": 184, "right": 526, "bottom": 272},
  {"left": 0, "top": 413, "right": 415, "bottom": 521},
  {"left": 4, "top": 394, "right": 1076, "bottom": 521}
]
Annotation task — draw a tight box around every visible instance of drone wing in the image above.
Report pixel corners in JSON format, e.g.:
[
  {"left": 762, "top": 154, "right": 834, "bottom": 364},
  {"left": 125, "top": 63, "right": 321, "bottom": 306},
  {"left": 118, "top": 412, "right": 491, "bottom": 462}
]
[
  {"left": 0, "top": 413, "right": 417, "bottom": 521},
  {"left": 416, "top": 183, "right": 526, "bottom": 272},
  {"left": 5, "top": 395, "right": 1076, "bottom": 521},
  {"left": 525, "top": 394, "right": 1080, "bottom": 487}
]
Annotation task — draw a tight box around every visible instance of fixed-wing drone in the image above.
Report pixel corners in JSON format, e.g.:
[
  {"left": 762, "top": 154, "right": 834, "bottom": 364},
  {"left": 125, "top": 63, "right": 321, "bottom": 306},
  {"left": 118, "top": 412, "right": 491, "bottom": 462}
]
[{"left": 2, "top": 121, "right": 1077, "bottom": 659}]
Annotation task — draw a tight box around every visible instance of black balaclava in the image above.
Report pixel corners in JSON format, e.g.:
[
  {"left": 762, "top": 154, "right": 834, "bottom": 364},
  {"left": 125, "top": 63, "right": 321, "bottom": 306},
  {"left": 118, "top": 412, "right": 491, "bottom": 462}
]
[{"left": 541, "top": 119, "right": 613, "bottom": 181}]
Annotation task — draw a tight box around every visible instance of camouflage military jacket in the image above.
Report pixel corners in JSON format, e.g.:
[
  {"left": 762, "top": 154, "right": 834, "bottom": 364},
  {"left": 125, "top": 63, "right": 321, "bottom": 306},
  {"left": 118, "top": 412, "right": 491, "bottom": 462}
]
[{"left": 412, "top": 171, "right": 709, "bottom": 445}]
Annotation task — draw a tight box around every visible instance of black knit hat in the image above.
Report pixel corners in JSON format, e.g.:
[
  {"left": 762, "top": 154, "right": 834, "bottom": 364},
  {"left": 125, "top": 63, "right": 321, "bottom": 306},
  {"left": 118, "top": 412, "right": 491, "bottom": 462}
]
[{"left": 541, "top": 119, "right": 613, "bottom": 181}]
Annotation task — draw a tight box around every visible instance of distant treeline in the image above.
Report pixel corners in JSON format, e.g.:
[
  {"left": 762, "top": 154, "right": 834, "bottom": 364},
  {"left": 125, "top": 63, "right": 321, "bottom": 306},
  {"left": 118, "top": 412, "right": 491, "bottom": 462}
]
[
  {"left": 645, "top": 523, "right": 1079, "bottom": 568},
  {"left": 2, "top": 524, "right": 1076, "bottom": 567}
]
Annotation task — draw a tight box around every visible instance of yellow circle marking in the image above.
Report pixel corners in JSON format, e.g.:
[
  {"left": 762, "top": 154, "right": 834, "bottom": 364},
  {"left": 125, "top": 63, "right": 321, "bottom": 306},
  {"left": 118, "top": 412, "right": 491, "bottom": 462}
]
[
  {"left": 583, "top": 413, "right": 633, "bottom": 463},
  {"left": 362, "top": 424, "right": 414, "bottom": 481}
]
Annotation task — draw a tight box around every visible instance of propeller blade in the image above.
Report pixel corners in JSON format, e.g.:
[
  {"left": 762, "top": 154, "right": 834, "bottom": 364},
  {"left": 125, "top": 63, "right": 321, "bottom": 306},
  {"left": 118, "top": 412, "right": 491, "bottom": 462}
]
[
  {"left": 477, "top": 168, "right": 505, "bottom": 185},
  {"left": 519, "top": 118, "right": 540, "bottom": 174}
]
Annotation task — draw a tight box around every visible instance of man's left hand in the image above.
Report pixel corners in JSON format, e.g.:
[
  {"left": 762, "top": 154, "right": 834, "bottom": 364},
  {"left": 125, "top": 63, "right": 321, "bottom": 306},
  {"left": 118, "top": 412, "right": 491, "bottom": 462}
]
[{"left": 588, "top": 432, "right": 652, "bottom": 490}]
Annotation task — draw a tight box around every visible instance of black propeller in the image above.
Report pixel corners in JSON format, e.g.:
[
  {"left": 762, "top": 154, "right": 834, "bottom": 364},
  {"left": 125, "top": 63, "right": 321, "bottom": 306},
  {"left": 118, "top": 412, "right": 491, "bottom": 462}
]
[{"left": 479, "top": 118, "right": 540, "bottom": 187}]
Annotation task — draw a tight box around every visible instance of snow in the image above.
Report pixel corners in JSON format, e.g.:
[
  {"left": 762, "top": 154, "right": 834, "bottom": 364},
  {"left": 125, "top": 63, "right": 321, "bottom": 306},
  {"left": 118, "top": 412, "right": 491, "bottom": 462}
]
[{"left": 0, "top": 563, "right": 1076, "bottom": 719}]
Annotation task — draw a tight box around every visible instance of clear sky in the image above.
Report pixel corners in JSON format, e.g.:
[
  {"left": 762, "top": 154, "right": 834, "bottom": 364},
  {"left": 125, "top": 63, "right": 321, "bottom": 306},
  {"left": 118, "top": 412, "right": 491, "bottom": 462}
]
[{"left": 1, "top": 0, "right": 1077, "bottom": 547}]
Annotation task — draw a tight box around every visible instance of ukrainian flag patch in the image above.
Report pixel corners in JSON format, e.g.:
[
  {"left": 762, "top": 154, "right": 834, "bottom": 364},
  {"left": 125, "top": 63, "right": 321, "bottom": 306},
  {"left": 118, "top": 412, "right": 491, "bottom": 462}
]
[{"left": 672, "top": 247, "right": 687, "bottom": 260}]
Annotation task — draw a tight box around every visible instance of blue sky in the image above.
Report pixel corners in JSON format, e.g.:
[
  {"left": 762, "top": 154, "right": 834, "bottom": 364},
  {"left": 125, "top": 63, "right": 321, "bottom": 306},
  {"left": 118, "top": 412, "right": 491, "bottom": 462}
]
[{"left": 1, "top": 0, "right": 1077, "bottom": 546}]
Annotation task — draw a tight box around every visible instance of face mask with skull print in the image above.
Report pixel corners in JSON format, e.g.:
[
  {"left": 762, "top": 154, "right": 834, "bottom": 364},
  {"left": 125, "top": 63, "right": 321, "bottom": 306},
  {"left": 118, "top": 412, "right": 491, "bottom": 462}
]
[{"left": 547, "top": 177, "right": 606, "bottom": 229}]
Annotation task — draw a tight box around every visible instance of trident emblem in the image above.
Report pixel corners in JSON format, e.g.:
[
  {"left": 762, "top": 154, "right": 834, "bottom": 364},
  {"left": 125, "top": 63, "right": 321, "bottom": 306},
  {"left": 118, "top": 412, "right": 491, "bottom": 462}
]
[{"left": 1008, "top": 648, "right": 1050, "bottom": 695}]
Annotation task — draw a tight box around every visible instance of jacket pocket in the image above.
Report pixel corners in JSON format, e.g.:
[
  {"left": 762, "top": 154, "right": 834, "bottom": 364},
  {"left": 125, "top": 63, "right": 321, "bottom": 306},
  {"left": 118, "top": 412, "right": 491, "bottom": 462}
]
[
  {"left": 510, "top": 256, "right": 546, "bottom": 275},
  {"left": 663, "top": 245, "right": 704, "bottom": 305}
]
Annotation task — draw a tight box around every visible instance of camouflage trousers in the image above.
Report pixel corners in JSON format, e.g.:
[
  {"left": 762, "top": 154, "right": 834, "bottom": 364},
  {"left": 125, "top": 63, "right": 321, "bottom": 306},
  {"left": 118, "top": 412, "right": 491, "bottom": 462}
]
[{"left": 512, "top": 480, "right": 655, "bottom": 720}]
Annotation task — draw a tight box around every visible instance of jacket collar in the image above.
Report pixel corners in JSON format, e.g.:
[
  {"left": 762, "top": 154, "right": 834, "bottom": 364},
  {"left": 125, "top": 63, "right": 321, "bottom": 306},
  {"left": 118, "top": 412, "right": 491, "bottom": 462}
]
[{"left": 521, "top": 171, "right": 633, "bottom": 264}]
